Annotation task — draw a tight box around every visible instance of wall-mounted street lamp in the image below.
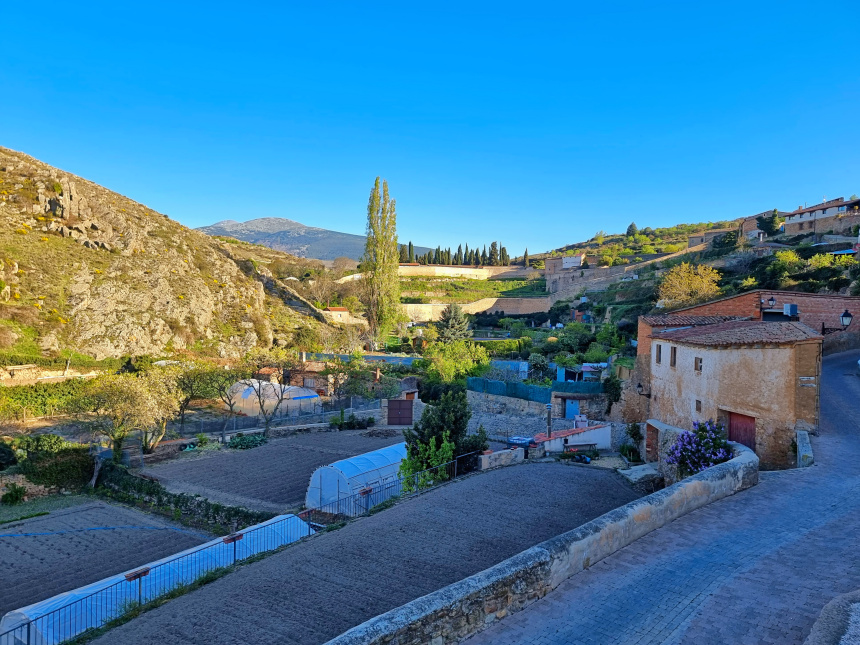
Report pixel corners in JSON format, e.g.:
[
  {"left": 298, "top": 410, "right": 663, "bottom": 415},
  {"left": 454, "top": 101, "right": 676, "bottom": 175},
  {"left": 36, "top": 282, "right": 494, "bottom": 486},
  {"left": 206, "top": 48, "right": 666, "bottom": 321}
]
[
  {"left": 759, "top": 295, "right": 776, "bottom": 317},
  {"left": 822, "top": 310, "right": 854, "bottom": 335},
  {"left": 636, "top": 383, "right": 651, "bottom": 399}
]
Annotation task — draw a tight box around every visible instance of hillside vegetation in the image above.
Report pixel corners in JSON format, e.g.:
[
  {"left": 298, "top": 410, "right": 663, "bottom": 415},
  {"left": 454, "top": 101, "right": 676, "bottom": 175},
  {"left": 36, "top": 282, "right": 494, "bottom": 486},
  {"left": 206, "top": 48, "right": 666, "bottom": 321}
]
[{"left": 0, "top": 147, "right": 335, "bottom": 361}]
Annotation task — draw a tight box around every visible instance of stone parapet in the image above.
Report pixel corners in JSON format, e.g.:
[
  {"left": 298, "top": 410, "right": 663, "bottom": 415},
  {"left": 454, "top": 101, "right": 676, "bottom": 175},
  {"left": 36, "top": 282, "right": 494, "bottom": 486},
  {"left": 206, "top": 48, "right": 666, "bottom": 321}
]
[{"left": 325, "top": 443, "right": 759, "bottom": 645}]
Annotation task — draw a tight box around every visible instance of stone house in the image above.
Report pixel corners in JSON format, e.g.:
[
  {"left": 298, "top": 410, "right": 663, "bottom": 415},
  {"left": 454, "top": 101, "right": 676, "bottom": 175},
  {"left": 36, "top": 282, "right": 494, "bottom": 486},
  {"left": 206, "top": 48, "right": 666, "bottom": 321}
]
[
  {"left": 648, "top": 320, "right": 822, "bottom": 468},
  {"left": 544, "top": 254, "right": 587, "bottom": 273},
  {"left": 670, "top": 289, "right": 860, "bottom": 353},
  {"left": 254, "top": 361, "right": 334, "bottom": 396},
  {"left": 783, "top": 197, "right": 860, "bottom": 235},
  {"left": 687, "top": 229, "right": 735, "bottom": 248}
]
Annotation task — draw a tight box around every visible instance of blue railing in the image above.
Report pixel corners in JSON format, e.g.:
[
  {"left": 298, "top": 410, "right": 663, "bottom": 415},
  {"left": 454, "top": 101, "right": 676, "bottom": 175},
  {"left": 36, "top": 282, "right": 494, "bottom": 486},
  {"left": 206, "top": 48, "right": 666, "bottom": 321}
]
[{"left": 466, "top": 377, "right": 603, "bottom": 403}]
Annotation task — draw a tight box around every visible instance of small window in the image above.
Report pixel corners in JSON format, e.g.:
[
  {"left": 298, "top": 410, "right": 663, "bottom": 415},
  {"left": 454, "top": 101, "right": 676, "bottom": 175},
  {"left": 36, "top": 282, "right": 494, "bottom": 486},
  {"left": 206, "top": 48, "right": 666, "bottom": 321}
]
[
  {"left": 655, "top": 344, "right": 662, "bottom": 364},
  {"left": 670, "top": 346, "right": 677, "bottom": 367},
  {"left": 694, "top": 357, "right": 702, "bottom": 372},
  {"left": 695, "top": 400, "right": 702, "bottom": 412},
  {"left": 303, "top": 377, "right": 315, "bottom": 388}
]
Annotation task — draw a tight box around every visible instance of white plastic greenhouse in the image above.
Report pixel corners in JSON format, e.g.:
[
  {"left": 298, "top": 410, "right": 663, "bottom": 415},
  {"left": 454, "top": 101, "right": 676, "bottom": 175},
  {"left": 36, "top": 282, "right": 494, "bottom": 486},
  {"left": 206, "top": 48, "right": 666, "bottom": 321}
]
[
  {"left": 305, "top": 442, "right": 407, "bottom": 517},
  {"left": 0, "top": 514, "right": 313, "bottom": 645},
  {"left": 227, "top": 380, "right": 320, "bottom": 417}
]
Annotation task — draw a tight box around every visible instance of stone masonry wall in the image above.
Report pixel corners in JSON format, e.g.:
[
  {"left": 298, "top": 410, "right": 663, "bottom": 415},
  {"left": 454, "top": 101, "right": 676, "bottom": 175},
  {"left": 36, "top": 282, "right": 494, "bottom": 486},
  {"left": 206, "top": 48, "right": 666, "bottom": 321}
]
[{"left": 327, "top": 443, "right": 759, "bottom": 645}]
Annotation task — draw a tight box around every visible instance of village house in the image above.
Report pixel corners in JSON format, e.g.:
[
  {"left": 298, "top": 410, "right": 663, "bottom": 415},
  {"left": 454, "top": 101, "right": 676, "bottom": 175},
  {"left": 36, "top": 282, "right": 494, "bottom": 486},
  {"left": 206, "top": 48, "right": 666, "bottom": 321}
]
[
  {"left": 647, "top": 320, "right": 822, "bottom": 468},
  {"left": 544, "top": 253, "right": 587, "bottom": 273},
  {"left": 686, "top": 228, "right": 735, "bottom": 249},
  {"left": 739, "top": 210, "right": 790, "bottom": 241},
  {"left": 254, "top": 360, "right": 334, "bottom": 396},
  {"left": 324, "top": 306, "right": 350, "bottom": 322},
  {"left": 783, "top": 196, "right": 860, "bottom": 236}
]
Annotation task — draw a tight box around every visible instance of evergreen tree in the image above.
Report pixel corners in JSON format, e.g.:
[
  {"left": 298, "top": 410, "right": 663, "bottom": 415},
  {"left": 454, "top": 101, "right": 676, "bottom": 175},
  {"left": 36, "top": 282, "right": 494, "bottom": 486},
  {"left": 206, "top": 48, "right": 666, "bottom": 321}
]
[
  {"left": 362, "top": 177, "right": 401, "bottom": 345},
  {"left": 474, "top": 249, "right": 481, "bottom": 266},
  {"left": 464, "top": 244, "right": 470, "bottom": 264},
  {"left": 433, "top": 247, "right": 441, "bottom": 264},
  {"left": 523, "top": 248, "right": 529, "bottom": 267},
  {"left": 626, "top": 222, "right": 638, "bottom": 237},
  {"left": 489, "top": 241, "right": 499, "bottom": 266},
  {"left": 481, "top": 246, "right": 488, "bottom": 265},
  {"left": 399, "top": 244, "right": 408, "bottom": 263},
  {"left": 756, "top": 209, "right": 783, "bottom": 236},
  {"left": 455, "top": 244, "right": 463, "bottom": 265},
  {"left": 435, "top": 303, "right": 471, "bottom": 342},
  {"left": 500, "top": 246, "right": 509, "bottom": 265},
  {"left": 408, "top": 241, "right": 414, "bottom": 263}
]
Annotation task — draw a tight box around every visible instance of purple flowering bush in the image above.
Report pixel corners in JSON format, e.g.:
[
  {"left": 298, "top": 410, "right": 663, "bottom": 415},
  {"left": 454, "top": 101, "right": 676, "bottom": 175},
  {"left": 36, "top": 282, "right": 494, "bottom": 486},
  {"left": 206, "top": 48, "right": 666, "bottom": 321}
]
[{"left": 664, "top": 419, "right": 732, "bottom": 479}]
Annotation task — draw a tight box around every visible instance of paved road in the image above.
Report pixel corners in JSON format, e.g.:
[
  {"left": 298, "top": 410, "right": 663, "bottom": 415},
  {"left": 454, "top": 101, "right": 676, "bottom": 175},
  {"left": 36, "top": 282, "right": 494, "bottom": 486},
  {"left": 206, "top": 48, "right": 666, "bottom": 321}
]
[
  {"left": 93, "top": 463, "right": 639, "bottom": 645},
  {"left": 0, "top": 502, "right": 207, "bottom": 615},
  {"left": 467, "top": 350, "right": 860, "bottom": 645}
]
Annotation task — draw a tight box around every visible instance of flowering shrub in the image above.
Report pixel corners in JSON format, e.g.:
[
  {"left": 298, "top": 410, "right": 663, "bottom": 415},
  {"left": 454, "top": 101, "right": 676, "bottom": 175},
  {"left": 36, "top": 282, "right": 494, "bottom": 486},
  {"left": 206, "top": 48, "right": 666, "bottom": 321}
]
[{"left": 664, "top": 419, "right": 732, "bottom": 479}]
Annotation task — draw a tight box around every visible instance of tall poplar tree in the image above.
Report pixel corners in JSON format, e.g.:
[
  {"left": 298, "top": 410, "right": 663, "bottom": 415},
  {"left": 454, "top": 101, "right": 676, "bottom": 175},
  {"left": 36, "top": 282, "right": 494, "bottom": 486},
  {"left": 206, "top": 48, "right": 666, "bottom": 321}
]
[{"left": 362, "top": 177, "right": 400, "bottom": 344}]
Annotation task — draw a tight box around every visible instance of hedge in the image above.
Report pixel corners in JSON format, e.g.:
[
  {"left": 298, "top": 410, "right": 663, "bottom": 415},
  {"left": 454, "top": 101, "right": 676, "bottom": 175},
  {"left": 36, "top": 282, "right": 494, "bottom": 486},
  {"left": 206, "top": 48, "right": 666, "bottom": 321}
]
[
  {"left": 0, "top": 379, "right": 89, "bottom": 418},
  {"left": 19, "top": 447, "right": 95, "bottom": 490}
]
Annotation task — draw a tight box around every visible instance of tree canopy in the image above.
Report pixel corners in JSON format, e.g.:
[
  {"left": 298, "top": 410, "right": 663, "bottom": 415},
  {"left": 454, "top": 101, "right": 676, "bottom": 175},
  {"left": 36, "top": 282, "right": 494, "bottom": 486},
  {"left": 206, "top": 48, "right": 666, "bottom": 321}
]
[
  {"left": 657, "top": 262, "right": 722, "bottom": 307},
  {"left": 361, "top": 177, "right": 401, "bottom": 344},
  {"left": 436, "top": 303, "right": 471, "bottom": 342}
]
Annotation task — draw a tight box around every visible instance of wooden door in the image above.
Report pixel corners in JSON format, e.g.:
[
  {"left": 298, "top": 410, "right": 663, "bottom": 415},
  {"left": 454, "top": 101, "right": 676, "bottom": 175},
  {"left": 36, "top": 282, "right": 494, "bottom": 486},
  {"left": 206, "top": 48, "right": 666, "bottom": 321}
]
[
  {"left": 728, "top": 412, "right": 756, "bottom": 451},
  {"left": 387, "top": 399, "right": 413, "bottom": 426}
]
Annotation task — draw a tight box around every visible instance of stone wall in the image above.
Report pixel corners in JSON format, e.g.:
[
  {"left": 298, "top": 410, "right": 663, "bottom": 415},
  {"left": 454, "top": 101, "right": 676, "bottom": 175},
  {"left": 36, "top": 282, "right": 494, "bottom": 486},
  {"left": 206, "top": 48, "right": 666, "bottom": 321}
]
[
  {"left": 404, "top": 297, "right": 551, "bottom": 322},
  {"left": 397, "top": 265, "right": 536, "bottom": 280},
  {"left": 326, "top": 443, "right": 759, "bottom": 645},
  {"left": 479, "top": 447, "right": 524, "bottom": 470}
]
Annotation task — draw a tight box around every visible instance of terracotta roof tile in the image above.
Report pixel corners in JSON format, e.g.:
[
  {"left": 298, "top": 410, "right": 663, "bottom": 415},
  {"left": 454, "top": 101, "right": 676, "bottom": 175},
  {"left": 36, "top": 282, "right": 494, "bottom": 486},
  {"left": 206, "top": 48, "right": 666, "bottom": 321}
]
[
  {"left": 640, "top": 314, "right": 749, "bottom": 326},
  {"left": 653, "top": 321, "right": 821, "bottom": 347}
]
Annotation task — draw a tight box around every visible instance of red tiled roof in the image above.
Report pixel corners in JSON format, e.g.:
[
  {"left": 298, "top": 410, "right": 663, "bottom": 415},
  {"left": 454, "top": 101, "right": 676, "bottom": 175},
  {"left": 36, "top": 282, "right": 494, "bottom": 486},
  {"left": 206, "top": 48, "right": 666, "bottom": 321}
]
[
  {"left": 654, "top": 321, "right": 821, "bottom": 347},
  {"left": 326, "top": 307, "right": 349, "bottom": 312},
  {"left": 641, "top": 314, "right": 749, "bottom": 327},
  {"left": 531, "top": 425, "right": 607, "bottom": 444}
]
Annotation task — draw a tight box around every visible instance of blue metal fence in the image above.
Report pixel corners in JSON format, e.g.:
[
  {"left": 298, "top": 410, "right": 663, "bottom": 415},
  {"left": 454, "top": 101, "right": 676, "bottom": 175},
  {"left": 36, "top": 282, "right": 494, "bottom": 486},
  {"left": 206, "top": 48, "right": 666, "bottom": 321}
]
[{"left": 466, "top": 377, "right": 603, "bottom": 403}]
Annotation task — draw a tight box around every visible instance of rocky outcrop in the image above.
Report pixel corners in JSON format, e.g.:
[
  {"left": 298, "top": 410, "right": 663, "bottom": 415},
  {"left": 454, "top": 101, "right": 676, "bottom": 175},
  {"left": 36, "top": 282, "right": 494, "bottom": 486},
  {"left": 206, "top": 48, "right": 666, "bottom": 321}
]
[{"left": 0, "top": 146, "right": 330, "bottom": 359}]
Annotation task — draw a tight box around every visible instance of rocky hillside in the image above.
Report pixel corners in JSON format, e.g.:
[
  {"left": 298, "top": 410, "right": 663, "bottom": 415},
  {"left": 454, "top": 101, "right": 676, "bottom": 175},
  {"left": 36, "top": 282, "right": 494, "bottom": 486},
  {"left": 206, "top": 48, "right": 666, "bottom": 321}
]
[
  {"left": 0, "top": 147, "right": 331, "bottom": 360},
  {"left": 199, "top": 217, "right": 432, "bottom": 261}
]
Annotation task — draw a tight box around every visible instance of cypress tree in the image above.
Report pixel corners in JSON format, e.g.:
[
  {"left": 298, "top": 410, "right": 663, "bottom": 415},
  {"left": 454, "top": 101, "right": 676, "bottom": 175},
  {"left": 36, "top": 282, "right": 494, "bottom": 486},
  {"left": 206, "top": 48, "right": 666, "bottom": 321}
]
[
  {"left": 481, "top": 246, "right": 488, "bottom": 265},
  {"left": 362, "top": 177, "right": 400, "bottom": 345},
  {"left": 434, "top": 247, "right": 441, "bottom": 264},
  {"left": 455, "top": 244, "right": 463, "bottom": 265},
  {"left": 464, "top": 243, "right": 470, "bottom": 264},
  {"left": 523, "top": 248, "right": 529, "bottom": 267},
  {"left": 408, "top": 241, "right": 414, "bottom": 263},
  {"left": 399, "top": 244, "right": 408, "bottom": 263},
  {"left": 489, "top": 242, "right": 499, "bottom": 266}
]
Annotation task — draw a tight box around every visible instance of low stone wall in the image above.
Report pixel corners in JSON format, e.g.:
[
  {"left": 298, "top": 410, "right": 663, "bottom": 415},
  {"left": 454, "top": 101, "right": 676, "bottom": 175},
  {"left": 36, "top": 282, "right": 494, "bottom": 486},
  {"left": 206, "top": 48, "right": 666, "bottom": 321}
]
[
  {"left": 404, "top": 297, "right": 551, "bottom": 322},
  {"left": 325, "top": 442, "right": 759, "bottom": 645},
  {"left": 796, "top": 430, "right": 814, "bottom": 467},
  {"left": 479, "top": 447, "right": 524, "bottom": 470},
  {"left": 398, "top": 265, "right": 536, "bottom": 280}
]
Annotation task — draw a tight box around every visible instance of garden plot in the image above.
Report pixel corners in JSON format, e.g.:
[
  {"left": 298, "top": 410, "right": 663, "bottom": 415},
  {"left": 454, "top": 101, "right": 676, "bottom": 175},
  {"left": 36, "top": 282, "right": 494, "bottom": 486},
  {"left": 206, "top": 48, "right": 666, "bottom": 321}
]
[
  {"left": 145, "top": 430, "right": 406, "bottom": 513},
  {"left": 94, "top": 462, "right": 640, "bottom": 645},
  {"left": 0, "top": 501, "right": 207, "bottom": 616}
]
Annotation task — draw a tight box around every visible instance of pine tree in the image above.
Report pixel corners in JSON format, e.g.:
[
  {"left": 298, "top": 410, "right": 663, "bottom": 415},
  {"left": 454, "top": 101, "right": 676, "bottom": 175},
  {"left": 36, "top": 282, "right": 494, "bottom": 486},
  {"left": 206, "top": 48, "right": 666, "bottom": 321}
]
[
  {"left": 626, "top": 222, "right": 638, "bottom": 237},
  {"left": 408, "top": 241, "right": 414, "bottom": 263},
  {"left": 436, "top": 303, "right": 471, "bottom": 342},
  {"left": 523, "top": 248, "right": 529, "bottom": 267},
  {"left": 362, "top": 177, "right": 401, "bottom": 345},
  {"left": 399, "top": 244, "right": 408, "bottom": 263},
  {"left": 489, "top": 242, "right": 499, "bottom": 266}
]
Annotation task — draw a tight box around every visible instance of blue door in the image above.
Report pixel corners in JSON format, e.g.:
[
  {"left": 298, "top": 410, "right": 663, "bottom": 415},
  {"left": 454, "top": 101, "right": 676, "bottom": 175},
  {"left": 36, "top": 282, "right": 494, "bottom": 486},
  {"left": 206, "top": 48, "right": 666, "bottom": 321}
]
[{"left": 565, "top": 399, "right": 580, "bottom": 418}]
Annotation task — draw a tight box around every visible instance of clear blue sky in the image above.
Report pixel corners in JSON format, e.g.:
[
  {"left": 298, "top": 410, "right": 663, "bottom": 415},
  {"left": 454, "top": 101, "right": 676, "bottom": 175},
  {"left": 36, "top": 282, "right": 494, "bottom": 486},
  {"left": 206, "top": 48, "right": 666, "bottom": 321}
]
[{"left": 2, "top": 1, "right": 858, "bottom": 255}]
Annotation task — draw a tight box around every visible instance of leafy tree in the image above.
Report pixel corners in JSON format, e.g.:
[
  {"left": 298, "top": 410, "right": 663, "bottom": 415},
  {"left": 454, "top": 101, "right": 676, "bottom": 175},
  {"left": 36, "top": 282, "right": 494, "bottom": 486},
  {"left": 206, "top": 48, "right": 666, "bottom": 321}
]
[
  {"left": 419, "top": 340, "right": 489, "bottom": 383},
  {"left": 626, "top": 222, "right": 638, "bottom": 237},
  {"left": 361, "top": 177, "right": 401, "bottom": 344},
  {"left": 205, "top": 365, "right": 253, "bottom": 440},
  {"left": 399, "top": 430, "right": 455, "bottom": 492},
  {"left": 436, "top": 303, "right": 471, "bottom": 342},
  {"left": 173, "top": 363, "right": 217, "bottom": 428},
  {"left": 402, "top": 390, "right": 487, "bottom": 462},
  {"left": 756, "top": 209, "right": 783, "bottom": 236},
  {"left": 595, "top": 230, "right": 605, "bottom": 245},
  {"left": 657, "top": 262, "right": 722, "bottom": 307},
  {"left": 243, "top": 348, "right": 301, "bottom": 436},
  {"left": 85, "top": 374, "right": 152, "bottom": 461},
  {"left": 523, "top": 248, "right": 529, "bottom": 267},
  {"left": 139, "top": 367, "right": 183, "bottom": 453}
]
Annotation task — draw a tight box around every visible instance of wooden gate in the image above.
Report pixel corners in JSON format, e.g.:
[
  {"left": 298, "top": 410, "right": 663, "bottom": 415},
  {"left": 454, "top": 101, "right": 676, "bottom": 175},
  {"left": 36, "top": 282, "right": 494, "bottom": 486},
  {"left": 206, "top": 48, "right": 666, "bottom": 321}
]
[
  {"left": 387, "top": 399, "right": 413, "bottom": 426},
  {"left": 728, "top": 412, "right": 756, "bottom": 451}
]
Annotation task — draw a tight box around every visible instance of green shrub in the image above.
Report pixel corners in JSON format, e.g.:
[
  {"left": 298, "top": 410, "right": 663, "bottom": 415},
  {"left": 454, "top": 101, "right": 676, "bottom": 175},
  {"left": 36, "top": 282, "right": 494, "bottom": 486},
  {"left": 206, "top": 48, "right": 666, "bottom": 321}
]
[
  {"left": 16, "top": 433, "right": 68, "bottom": 455},
  {"left": 329, "top": 413, "right": 376, "bottom": 430},
  {"left": 1, "top": 483, "right": 26, "bottom": 505},
  {"left": 227, "top": 433, "right": 267, "bottom": 450},
  {"left": 0, "top": 443, "right": 16, "bottom": 470},
  {"left": 195, "top": 433, "right": 209, "bottom": 447},
  {"left": 19, "top": 447, "right": 94, "bottom": 490},
  {"left": 619, "top": 443, "right": 642, "bottom": 462}
]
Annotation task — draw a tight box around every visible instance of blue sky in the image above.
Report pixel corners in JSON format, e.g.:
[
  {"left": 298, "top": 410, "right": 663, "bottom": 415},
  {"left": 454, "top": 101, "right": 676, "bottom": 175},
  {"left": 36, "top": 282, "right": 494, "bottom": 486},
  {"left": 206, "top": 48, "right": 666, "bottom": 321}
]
[{"left": 2, "top": 1, "right": 859, "bottom": 255}]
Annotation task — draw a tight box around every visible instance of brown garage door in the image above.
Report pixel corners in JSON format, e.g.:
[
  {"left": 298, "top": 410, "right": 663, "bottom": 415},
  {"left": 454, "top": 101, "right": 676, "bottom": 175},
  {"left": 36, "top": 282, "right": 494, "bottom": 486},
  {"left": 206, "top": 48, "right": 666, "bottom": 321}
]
[
  {"left": 387, "top": 399, "right": 413, "bottom": 426},
  {"left": 728, "top": 412, "right": 756, "bottom": 451}
]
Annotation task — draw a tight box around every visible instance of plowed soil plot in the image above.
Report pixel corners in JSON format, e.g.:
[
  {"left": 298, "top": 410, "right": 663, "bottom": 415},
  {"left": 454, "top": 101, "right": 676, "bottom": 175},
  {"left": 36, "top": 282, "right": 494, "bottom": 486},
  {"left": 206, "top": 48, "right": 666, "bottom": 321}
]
[
  {"left": 146, "top": 430, "right": 406, "bottom": 513},
  {"left": 0, "top": 501, "right": 207, "bottom": 615},
  {"left": 93, "top": 462, "right": 640, "bottom": 645}
]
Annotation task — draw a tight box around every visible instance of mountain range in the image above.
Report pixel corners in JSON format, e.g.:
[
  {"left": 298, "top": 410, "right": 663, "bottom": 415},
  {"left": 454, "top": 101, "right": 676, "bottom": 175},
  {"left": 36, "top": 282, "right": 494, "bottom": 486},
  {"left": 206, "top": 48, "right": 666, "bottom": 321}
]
[{"left": 198, "top": 217, "right": 431, "bottom": 261}]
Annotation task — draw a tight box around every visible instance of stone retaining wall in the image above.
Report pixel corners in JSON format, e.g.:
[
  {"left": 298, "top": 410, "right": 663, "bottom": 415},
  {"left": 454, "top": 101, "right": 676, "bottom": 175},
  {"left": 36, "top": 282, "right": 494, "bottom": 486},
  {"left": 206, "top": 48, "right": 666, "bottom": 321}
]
[
  {"left": 404, "top": 297, "right": 551, "bottom": 322},
  {"left": 478, "top": 448, "right": 524, "bottom": 470},
  {"left": 325, "top": 443, "right": 759, "bottom": 645}
]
